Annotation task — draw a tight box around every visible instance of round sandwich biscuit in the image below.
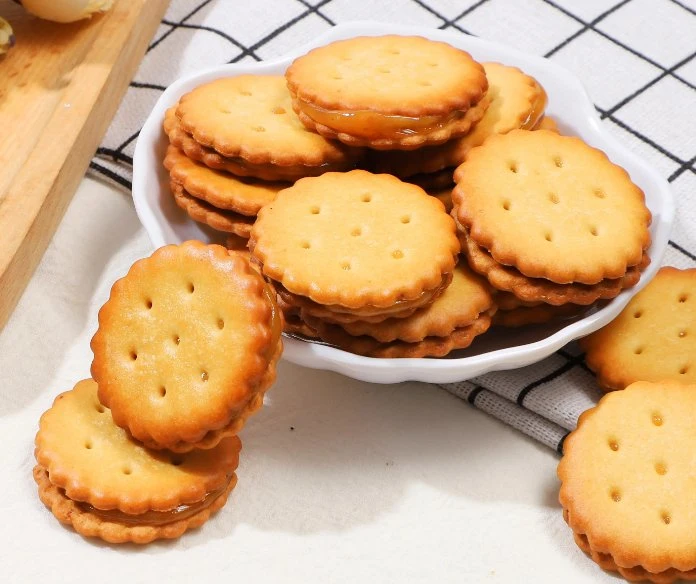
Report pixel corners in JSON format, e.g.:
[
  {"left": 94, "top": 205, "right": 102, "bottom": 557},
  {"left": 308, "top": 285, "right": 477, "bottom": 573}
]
[
  {"left": 581, "top": 267, "right": 696, "bottom": 391},
  {"left": 285, "top": 35, "right": 489, "bottom": 150},
  {"left": 453, "top": 129, "right": 652, "bottom": 285},
  {"left": 34, "top": 379, "right": 241, "bottom": 544},
  {"left": 163, "top": 107, "right": 354, "bottom": 181},
  {"left": 303, "top": 309, "right": 494, "bottom": 359},
  {"left": 249, "top": 170, "right": 460, "bottom": 311},
  {"left": 91, "top": 241, "right": 283, "bottom": 452},
  {"left": 460, "top": 228, "right": 649, "bottom": 306},
  {"left": 164, "top": 145, "right": 287, "bottom": 216},
  {"left": 322, "top": 260, "right": 494, "bottom": 343},
  {"left": 175, "top": 75, "right": 362, "bottom": 170},
  {"left": 559, "top": 380, "right": 696, "bottom": 582},
  {"left": 170, "top": 180, "right": 256, "bottom": 238}
]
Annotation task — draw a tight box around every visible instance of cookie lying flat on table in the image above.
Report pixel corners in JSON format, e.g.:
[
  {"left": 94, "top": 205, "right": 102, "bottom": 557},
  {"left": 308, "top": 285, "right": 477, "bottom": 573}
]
[
  {"left": 581, "top": 267, "right": 696, "bottom": 391},
  {"left": 91, "top": 241, "right": 282, "bottom": 452},
  {"left": 175, "top": 75, "right": 363, "bottom": 179},
  {"left": 558, "top": 380, "right": 696, "bottom": 583},
  {"left": 285, "top": 35, "right": 489, "bottom": 150},
  {"left": 34, "top": 379, "right": 241, "bottom": 544}
]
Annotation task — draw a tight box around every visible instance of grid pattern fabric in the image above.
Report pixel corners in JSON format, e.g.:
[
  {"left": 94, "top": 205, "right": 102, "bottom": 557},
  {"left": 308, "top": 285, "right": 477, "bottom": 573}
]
[{"left": 91, "top": 0, "right": 696, "bottom": 453}]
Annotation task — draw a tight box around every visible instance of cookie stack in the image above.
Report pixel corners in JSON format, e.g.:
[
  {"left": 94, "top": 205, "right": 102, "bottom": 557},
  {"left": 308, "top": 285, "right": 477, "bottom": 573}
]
[
  {"left": 163, "top": 75, "right": 363, "bottom": 239},
  {"left": 249, "top": 169, "right": 495, "bottom": 357},
  {"left": 558, "top": 380, "right": 696, "bottom": 582},
  {"left": 34, "top": 241, "right": 283, "bottom": 543},
  {"left": 451, "top": 129, "right": 652, "bottom": 327}
]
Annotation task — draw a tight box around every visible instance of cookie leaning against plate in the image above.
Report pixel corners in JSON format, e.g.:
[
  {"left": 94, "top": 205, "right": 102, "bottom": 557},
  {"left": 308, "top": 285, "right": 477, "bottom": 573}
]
[
  {"left": 581, "top": 267, "right": 696, "bottom": 391},
  {"left": 249, "top": 169, "right": 460, "bottom": 311},
  {"left": 285, "top": 35, "right": 489, "bottom": 150},
  {"left": 453, "top": 129, "right": 652, "bottom": 285},
  {"left": 175, "top": 75, "right": 363, "bottom": 171},
  {"left": 91, "top": 241, "right": 283, "bottom": 452},
  {"left": 558, "top": 380, "right": 696, "bottom": 582},
  {"left": 34, "top": 379, "right": 241, "bottom": 544}
]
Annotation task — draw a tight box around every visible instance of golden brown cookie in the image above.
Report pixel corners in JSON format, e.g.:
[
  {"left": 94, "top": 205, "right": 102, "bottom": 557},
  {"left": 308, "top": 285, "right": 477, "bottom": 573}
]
[
  {"left": 175, "top": 76, "right": 363, "bottom": 167},
  {"left": 286, "top": 35, "right": 489, "bottom": 150},
  {"left": 461, "top": 229, "right": 648, "bottom": 305},
  {"left": 34, "top": 379, "right": 241, "bottom": 544},
  {"left": 558, "top": 380, "right": 696, "bottom": 582},
  {"left": 249, "top": 170, "right": 460, "bottom": 310},
  {"left": 326, "top": 260, "right": 493, "bottom": 342},
  {"left": 368, "top": 62, "right": 547, "bottom": 176},
  {"left": 453, "top": 130, "right": 652, "bottom": 285},
  {"left": 276, "top": 274, "right": 451, "bottom": 325},
  {"left": 164, "top": 145, "right": 286, "bottom": 215},
  {"left": 171, "top": 180, "right": 255, "bottom": 238},
  {"left": 164, "top": 107, "right": 353, "bottom": 181},
  {"left": 304, "top": 309, "right": 493, "bottom": 358},
  {"left": 581, "top": 267, "right": 696, "bottom": 391},
  {"left": 90, "top": 241, "right": 283, "bottom": 452}
]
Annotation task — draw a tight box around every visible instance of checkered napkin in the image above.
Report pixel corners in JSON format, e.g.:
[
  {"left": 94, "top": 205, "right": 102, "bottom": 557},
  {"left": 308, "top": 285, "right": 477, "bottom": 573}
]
[{"left": 91, "top": 0, "right": 696, "bottom": 452}]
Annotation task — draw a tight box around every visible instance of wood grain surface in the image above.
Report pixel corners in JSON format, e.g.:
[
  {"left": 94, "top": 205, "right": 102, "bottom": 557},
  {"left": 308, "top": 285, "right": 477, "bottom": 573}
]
[{"left": 0, "top": 0, "right": 169, "bottom": 331}]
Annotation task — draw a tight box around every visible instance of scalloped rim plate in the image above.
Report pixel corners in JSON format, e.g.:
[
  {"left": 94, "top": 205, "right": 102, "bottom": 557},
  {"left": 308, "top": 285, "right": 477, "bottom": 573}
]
[{"left": 133, "top": 22, "right": 674, "bottom": 384}]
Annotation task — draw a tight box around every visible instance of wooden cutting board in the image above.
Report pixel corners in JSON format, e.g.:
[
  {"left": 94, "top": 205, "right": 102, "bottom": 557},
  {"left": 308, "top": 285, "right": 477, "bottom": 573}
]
[{"left": 0, "top": 0, "right": 169, "bottom": 331}]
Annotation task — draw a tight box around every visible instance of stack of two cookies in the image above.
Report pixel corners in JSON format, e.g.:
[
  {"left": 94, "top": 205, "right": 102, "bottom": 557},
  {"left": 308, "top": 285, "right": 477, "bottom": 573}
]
[
  {"left": 163, "top": 76, "right": 362, "bottom": 240},
  {"left": 451, "top": 129, "right": 653, "bottom": 328},
  {"left": 249, "top": 169, "right": 496, "bottom": 358},
  {"left": 34, "top": 242, "right": 283, "bottom": 544}
]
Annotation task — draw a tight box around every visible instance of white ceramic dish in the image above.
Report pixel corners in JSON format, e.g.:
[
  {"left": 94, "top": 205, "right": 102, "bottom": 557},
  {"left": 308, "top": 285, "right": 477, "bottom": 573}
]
[{"left": 133, "top": 21, "right": 674, "bottom": 385}]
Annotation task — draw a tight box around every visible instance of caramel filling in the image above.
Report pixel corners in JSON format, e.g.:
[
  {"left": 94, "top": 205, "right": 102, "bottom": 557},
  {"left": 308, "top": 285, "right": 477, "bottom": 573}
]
[
  {"left": 297, "top": 100, "right": 466, "bottom": 139},
  {"left": 76, "top": 477, "right": 232, "bottom": 527},
  {"left": 263, "top": 282, "right": 284, "bottom": 359},
  {"left": 521, "top": 84, "right": 548, "bottom": 130}
]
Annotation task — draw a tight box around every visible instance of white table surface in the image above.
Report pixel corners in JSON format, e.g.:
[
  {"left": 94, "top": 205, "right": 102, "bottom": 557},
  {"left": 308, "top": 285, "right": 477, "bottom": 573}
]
[{"left": 0, "top": 176, "right": 619, "bottom": 583}]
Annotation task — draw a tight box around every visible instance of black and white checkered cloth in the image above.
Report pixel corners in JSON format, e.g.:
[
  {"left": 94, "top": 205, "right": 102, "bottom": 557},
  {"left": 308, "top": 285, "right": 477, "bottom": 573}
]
[{"left": 91, "top": 0, "right": 696, "bottom": 452}]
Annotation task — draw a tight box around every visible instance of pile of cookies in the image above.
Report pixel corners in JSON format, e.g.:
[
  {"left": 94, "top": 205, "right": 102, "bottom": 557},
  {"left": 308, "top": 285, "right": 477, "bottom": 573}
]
[
  {"left": 161, "top": 34, "right": 652, "bottom": 357},
  {"left": 249, "top": 169, "right": 497, "bottom": 357},
  {"left": 557, "top": 267, "right": 696, "bottom": 582},
  {"left": 163, "top": 75, "right": 362, "bottom": 239},
  {"left": 452, "top": 129, "right": 652, "bottom": 326},
  {"left": 34, "top": 241, "right": 283, "bottom": 543}
]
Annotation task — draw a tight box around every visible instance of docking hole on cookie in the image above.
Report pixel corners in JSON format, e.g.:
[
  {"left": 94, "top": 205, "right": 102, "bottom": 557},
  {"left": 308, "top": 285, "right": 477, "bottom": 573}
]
[
  {"left": 610, "top": 488, "right": 621, "bottom": 502},
  {"left": 655, "top": 462, "right": 667, "bottom": 475},
  {"left": 608, "top": 439, "right": 619, "bottom": 451}
]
